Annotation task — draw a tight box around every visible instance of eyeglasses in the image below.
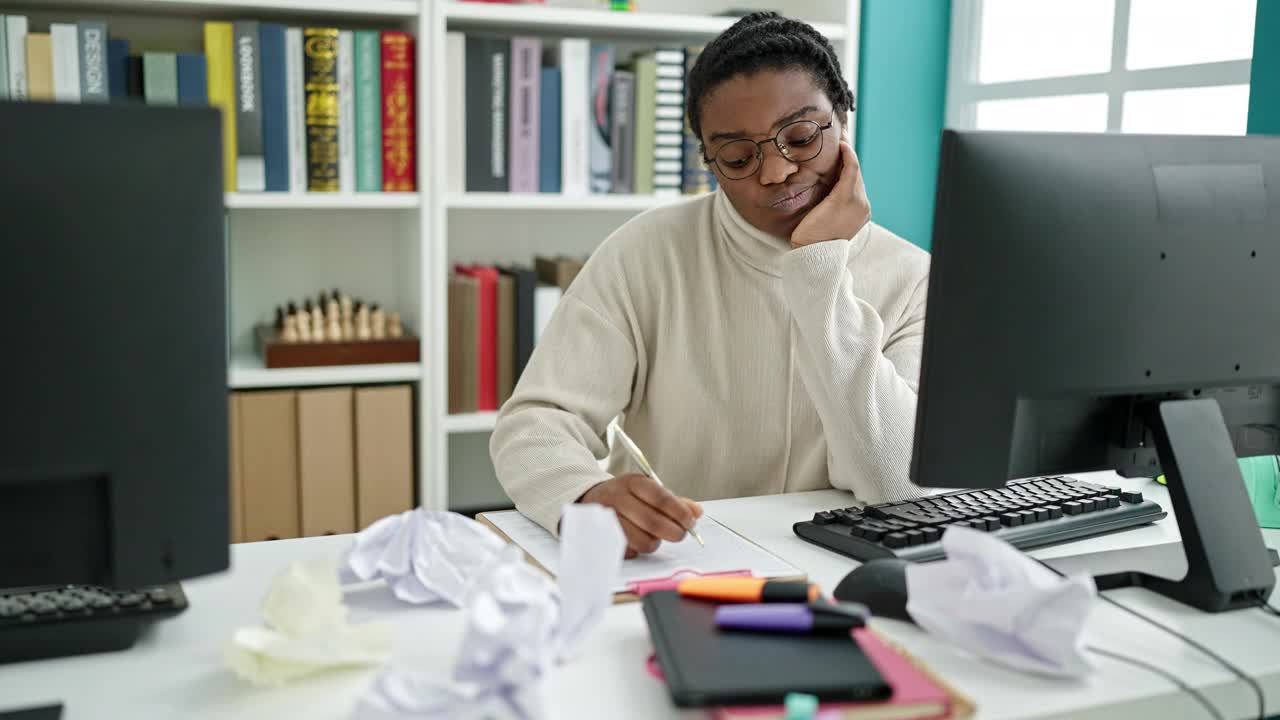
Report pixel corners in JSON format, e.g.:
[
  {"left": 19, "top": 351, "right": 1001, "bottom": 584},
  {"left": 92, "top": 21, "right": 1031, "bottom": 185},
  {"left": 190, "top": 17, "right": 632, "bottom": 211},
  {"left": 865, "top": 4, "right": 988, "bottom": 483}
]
[{"left": 704, "top": 113, "right": 834, "bottom": 181}]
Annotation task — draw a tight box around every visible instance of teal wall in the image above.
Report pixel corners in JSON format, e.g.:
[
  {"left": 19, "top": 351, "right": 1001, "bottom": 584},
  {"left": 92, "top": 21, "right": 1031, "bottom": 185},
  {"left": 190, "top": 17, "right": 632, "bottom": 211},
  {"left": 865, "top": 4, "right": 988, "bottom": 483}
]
[
  {"left": 855, "top": 0, "right": 952, "bottom": 250},
  {"left": 1248, "top": 0, "right": 1280, "bottom": 133}
]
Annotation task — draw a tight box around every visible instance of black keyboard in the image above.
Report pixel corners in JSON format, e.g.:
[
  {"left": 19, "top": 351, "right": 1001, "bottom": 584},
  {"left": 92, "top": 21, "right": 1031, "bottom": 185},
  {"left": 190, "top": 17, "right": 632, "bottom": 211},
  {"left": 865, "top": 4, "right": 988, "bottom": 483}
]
[
  {"left": 794, "top": 476, "right": 1167, "bottom": 563},
  {"left": 0, "top": 583, "right": 187, "bottom": 664}
]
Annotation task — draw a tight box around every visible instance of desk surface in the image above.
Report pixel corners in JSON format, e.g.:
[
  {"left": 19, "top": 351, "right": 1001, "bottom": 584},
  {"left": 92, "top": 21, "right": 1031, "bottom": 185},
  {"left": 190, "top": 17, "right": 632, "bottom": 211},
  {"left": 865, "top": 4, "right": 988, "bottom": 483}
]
[{"left": 2, "top": 472, "right": 1278, "bottom": 720}]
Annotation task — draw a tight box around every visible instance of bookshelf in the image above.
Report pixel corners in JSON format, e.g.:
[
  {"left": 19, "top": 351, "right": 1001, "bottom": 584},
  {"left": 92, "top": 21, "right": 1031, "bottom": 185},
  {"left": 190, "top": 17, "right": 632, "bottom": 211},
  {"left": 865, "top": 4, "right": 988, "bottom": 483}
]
[
  {"left": 443, "top": 411, "right": 499, "bottom": 433},
  {"left": 445, "top": 192, "right": 676, "bottom": 211},
  {"left": 229, "top": 354, "right": 423, "bottom": 389},
  {"left": 225, "top": 192, "right": 421, "bottom": 210},
  {"left": 24, "top": 0, "right": 420, "bottom": 20}
]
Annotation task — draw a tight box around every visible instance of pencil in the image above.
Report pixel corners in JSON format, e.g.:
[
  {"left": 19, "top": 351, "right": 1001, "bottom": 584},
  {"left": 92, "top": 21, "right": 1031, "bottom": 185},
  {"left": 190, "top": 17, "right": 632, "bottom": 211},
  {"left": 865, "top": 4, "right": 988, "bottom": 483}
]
[{"left": 610, "top": 420, "right": 705, "bottom": 546}]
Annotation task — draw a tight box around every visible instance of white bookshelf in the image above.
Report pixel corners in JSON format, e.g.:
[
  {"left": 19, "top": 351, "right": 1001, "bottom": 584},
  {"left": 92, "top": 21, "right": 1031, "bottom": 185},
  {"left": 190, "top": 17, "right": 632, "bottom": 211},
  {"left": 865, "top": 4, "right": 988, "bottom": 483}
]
[
  {"left": 225, "top": 192, "right": 421, "bottom": 210},
  {"left": 26, "top": 0, "right": 419, "bottom": 19},
  {"left": 443, "top": 411, "right": 499, "bottom": 434},
  {"left": 445, "top": 192, "right": 676, "bottom": 211},
  {"left": 229, "top": 354, "right": 423, "bottom": 389}
]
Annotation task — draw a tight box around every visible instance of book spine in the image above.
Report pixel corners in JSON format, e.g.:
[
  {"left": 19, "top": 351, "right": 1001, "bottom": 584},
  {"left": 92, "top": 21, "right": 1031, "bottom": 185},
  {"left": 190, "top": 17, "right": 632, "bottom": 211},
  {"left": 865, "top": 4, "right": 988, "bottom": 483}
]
[
  {"left": 354, "top": 31, "right": 382, "bottom": 192},
  {"left": 204, "top": 22, "right": 237, "bottom": 191},
  {"left": 337, "top": 30, "right": 355, "bottom": 193},
  {"left": 509, "top": 36, "right": 541, "bottom": 193},
  {"left": 234, "top": 21, "right": 265, "bottom": 191},
  {"left": 464, "top": 35, "right": 508, "bottom": 192},
  {"left": 475, "top": 269, "right": 498, "bottom": 411},
  {"left": 632, "top": 53, "right": 655, "bottom": 195},
  {"left": 50, "top": 24, "right": 79, "bottom": 103},
  {"left": 533, "top": 284, "right": 562, "bottom": 344},
  {"left": 609, "top": 69, "right": 634, "bottom": 194},
  {"left": 559, "top": 38, "right": 590, "bottom": 195},
  {"left": 380, "top": 31, "right": 416, "bottom": 192},
  {"left": 143, "top": 52, "right": 177, "bottom": 105},
  {"left": 682, "top": 46, "right": 716, "bottom": 195},
  {"left": 587, "top": 42, "right": 614, "bottom": 193},
  {"left": 0, "top": 17, "right": 8, "bottom": 101},
  {"left": 77, "top": 21, "right": 108, "bottom": 103},
  {"left": 26, "top": 33, "right": 52, "bottom": 102},
  {"left": 126, "top": 54, "right": 142, "bottom": 99},
  {"left": 5, "top": 16, "right": 27, "bottom": 100},
  {"left": 303, "top": 28, "right": 340, "bottom": 192},
  {"left": 653, "top": 48, "right": 684, "bottom": 197},
  {"left": 259, "top": 24, "right": 289, "bottom": 192},
  {"left": 445, "top": 32, "right": 466, "bottom": 194},
  {"left": 285, "top": 28, "right": 306, "bottom": 193},
  {"left": 177, "top": 53, "right": 208, "bottom": 105},
  {"left": 538, "top": 66, "right": 561, "bottom": 193},
  {"left": 107, "top": 38, "right": 128, "bottom": 101}
]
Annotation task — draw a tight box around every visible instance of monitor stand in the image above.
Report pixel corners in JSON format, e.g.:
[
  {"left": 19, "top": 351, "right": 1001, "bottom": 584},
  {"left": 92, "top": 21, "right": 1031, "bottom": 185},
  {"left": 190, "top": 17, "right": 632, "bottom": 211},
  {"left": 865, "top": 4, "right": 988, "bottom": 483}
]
[{"left": 1094, "top": 398, "right": 1277, "bottom": 612}]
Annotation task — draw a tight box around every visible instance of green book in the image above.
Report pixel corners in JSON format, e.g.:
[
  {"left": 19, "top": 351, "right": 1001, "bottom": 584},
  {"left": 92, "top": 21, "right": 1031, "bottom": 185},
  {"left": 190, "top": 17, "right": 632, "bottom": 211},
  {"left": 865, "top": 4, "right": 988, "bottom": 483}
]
[
  {"left": 354, "top": 30, "right": 382, "bottom": 192},
  {"left": 142, "top": 52, "right": 177, "bottom": 105},
  {"left": 632, "top": 51, "right": 656, "bottom": 195}
]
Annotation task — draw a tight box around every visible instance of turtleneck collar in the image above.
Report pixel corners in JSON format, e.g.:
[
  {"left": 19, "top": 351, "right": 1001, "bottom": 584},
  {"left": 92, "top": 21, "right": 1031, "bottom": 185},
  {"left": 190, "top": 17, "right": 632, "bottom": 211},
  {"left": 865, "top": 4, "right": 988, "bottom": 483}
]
[{"left": 713, "top": 188, "right": 871, "bottom": 278}]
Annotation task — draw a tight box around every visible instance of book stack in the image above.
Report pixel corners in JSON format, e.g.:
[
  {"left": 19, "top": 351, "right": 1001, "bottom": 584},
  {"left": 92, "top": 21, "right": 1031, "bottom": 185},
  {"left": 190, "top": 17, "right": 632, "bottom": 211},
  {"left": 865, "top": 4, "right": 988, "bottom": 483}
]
[
  {"left": 448, "top": 255, "right": 585, "bottom": 413},
  {"left": 450, "top": 33, "right": 719, "bottom": 198},
  {"left": 0, "top": 14, "right": 416, "bottom": 195}
]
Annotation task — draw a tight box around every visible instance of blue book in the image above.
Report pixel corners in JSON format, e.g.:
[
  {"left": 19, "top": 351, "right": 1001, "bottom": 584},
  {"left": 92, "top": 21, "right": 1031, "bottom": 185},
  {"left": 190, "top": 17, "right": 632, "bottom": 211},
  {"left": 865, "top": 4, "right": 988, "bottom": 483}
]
[
  {"left": 107, "top": 38, "right": 129, "bottom": 100},
  {"left": 258, "top": 23, "right": 289, "bottom": 192},
  {"left": 538, "top": 67, "right": 562, "bottom": 193},
  {"left": 176, "top": 53, "right": 207, "bottom": 105}
]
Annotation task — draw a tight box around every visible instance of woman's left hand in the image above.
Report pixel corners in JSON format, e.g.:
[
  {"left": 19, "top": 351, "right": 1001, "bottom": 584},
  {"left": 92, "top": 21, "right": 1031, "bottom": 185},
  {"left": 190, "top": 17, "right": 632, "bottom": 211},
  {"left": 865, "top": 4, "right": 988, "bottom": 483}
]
[{"left": 790, "top": 140, "right": 871, "bottom": 249}]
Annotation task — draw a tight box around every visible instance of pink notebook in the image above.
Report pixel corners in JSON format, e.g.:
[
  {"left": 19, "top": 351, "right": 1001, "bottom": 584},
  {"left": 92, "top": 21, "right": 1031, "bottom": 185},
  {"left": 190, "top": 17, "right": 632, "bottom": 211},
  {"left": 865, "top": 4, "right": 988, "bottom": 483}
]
[{"left": 708, "top": 629, "right": 962, "bottom": 720}]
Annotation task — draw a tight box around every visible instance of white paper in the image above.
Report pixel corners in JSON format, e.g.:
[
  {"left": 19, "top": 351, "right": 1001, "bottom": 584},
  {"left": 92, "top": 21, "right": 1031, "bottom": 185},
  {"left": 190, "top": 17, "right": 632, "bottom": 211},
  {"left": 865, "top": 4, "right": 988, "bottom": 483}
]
[
  {"left": 905, "top": 526, "right": 1097, "bottom": 678},
  {"left": 225, "top": 559, "right": 392, "bottom": 687},
  {"left": 483, "top": 511, "right": 800, "bottom": 592}
]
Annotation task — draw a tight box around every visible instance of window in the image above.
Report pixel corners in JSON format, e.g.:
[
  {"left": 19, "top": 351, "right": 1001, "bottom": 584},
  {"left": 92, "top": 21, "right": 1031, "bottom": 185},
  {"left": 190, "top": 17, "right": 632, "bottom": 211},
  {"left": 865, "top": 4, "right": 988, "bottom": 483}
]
[{"left": 947, "top": 0, "right": 1256, "bottom": 135}]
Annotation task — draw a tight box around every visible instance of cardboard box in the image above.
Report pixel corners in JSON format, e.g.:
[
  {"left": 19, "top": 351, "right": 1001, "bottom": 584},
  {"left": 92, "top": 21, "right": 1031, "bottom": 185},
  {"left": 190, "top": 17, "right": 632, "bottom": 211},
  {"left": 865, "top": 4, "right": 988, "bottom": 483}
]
[
  {"left": 298, "top": 387, "right": 357, "bottom": 536},
  {"left": 355, "top": 385, "right": 414, "bottom": 528}
]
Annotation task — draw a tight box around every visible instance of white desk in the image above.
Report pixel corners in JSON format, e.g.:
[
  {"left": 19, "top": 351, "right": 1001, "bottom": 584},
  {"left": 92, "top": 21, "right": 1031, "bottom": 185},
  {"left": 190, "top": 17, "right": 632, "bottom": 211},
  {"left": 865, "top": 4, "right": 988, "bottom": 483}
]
[{"left": 3, "top": 471, "right": 1278, "bottom": 720}]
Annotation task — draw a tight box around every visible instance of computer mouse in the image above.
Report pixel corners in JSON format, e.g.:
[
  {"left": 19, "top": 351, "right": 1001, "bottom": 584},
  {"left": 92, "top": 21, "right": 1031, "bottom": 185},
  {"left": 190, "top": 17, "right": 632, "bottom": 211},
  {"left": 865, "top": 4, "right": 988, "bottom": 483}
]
[{"left": 832, "top": 558, "right": 916, "bottom": 624}]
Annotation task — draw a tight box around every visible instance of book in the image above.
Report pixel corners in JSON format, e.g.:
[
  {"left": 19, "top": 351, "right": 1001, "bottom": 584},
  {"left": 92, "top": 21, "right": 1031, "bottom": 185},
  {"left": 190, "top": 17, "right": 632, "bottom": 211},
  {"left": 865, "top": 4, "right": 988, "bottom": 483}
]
[
  {"left": 50, "top": 24, "right": 80, "bottom": 103},
  {"left": 354, "top": 30, "right": 382, "bottom": 192},
  {"left": 126, "top": 54, "right": 142, "bottom": 100},
  {"left": 303, "top": 27, "right": 340, "bottom": 192},
  {"left": 448, "top": 274, "right": 479, "bottom": 414},
  {"left": 534, "top": 255, "right": 585, "bottom": 292},
  {"left": 5, "top": 16, "right": 27, "bottom": 101},
  {"left": 538, "top": 66, "right": 561, "bottom": 193},
  {"left": 509, "top": 36, "right": 541, "bottom": 193},
  {"left": 259, "top": 23, "right": 289, "bottom": 191},
  {"left": 0, "top": 17, "right": 8, "bottom": 100},
  {"left": 297, "top": 387, "right": 357, "bottom": 537},
  {"left": 653, "top": 48, "right": 685, "bottom": 197},
  {"left": 632, "top": 52, "right": 656, "bottom": 195},
  {"left": 465, "top": 35, "right": 510, "bottom": 192},
  {"left": 682, "top": 46, "right": 717, "bottom": 195},
  {"left": 337, "top": 30, "right": 355, "bottom": 193},
  {"left": 107, "top": 38, "right": 128, "bottom": 101},
  {"left": 25, "top": 32, "right": 51, "bottom": 102},
  {"left": 457, "top": 265, "right": 499, "bottom": 412},
  {"left": 204, "top": 22, "right": 237, "bottom": 191},
  {"left": 285, "top": 28, "right": 306, "bottom": 193},
  {"left": 498, "top": 265, "right": 536, "bottom": 381},
  {"left": 496, "top": 273, "right": 516, "bottom": 406},
  {"left": 77, "top": 21, "right": 108, "bottom": 103},
  {"left": 533, "top": 283, "right": 561, "bottom": 344},
  {"left": 176, "top": 53, "right": 207, "bottom": 105},
  {"left": 587, "top": 42, "right": 615, "bottom": 193},
  {"left": 445, "top": 32, "right": 466, "bottom": 194},
  {"left": 354, "top": 386, "right": 415, "bottom": 530},
  {"left": 237, "top": 389, "right": 301, "bottom": 541},
  {"left": 609, "top": 69, "right": 635, "bottom": 194},
  {"left": 228, "top": 395, "right": 245, "bottom": 543},
  {"left": 143, "top": 52, "right": 177, "bottom": 105},
  {"left": 558, "top": 38, "right": 590, "bottom": 195},
  {"left": 380, "top": 31, "right": 416, "bottom": 192},
  {"left": 233, "top": 21, "right": 265, "bottom": 191}
]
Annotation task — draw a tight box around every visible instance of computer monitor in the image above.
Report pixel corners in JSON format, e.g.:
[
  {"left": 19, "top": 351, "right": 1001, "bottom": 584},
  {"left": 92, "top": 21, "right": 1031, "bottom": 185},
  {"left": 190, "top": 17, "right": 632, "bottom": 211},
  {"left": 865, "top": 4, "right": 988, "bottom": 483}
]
[
  {"left": 0, "top": 102, "right": 229, "bottom": 591},
  {"left": 914, "top": 129, "right": 1279, "bottom": 612}
]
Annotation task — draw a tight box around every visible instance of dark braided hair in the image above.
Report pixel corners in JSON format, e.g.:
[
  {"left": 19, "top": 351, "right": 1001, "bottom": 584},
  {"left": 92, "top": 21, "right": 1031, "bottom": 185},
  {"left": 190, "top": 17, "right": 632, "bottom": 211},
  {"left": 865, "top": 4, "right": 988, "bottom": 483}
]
[{"left": 686, "top": 12, "right": 855, "bottom": 152}]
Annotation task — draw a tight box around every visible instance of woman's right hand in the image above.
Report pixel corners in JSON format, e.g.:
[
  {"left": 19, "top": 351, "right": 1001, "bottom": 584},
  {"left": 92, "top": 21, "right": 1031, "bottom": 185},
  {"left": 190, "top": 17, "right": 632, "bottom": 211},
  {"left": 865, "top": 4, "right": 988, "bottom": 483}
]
[{"left": 578, "top": 474, "right": 704, "bottom": 558}]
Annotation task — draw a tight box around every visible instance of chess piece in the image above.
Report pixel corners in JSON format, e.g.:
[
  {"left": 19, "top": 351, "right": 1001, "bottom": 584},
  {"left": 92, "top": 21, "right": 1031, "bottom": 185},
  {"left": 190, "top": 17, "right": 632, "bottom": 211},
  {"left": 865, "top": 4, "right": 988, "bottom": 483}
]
[
  {"left": 327, "top": 313, "right": 343, "bottom": 342},
  {"left": 340, "top": 293, "right": 353, "bottom": 321},
  {"left": 355, "top": 302, "right": 371, "bottom": 340},
  {"left": 297, "top": 311, "right": 313, "bottom": 342},
  {"left": 274, "top": 305, "right": 285, "bottom": 331},
  {"left": 281, "top": 313, "right": 299, "bottom": 343},
  {"left": 387, "top": 311, "right": 403, "bottom": 338},
  {"left": 311, "top": 303, "right": 325, "bottom": 341},
  {"left": 370, "top": 303, "right": 386, "bottom": 340}
]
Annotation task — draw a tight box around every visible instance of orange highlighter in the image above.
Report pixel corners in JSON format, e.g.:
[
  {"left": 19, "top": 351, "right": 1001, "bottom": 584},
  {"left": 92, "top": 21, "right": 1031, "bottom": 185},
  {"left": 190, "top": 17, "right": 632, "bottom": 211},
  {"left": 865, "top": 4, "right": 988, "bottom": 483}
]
[{"left": 677, "top": 577, "right": 821, "bottom": 603}]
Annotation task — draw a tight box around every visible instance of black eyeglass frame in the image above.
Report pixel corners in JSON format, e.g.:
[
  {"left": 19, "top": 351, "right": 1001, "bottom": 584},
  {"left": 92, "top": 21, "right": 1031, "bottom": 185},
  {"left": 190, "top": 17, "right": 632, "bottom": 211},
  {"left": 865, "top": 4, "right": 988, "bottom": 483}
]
[{"left": 702, "top": 112, "right": 836, "bottom": 181}]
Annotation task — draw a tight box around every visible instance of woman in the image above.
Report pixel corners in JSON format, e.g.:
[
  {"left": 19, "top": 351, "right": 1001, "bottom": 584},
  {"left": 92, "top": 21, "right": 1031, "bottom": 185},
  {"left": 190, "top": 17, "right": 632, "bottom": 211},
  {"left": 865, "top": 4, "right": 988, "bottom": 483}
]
[{"left": 491, "top": 12, "right": 930, "bottom": 556}]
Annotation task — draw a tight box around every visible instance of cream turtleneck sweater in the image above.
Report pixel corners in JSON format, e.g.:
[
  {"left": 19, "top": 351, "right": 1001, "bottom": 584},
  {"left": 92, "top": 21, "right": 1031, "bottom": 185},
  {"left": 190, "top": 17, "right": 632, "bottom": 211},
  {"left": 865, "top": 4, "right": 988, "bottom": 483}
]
[{"left": 490, "top": 189, "right": 931, "bottom": 533}]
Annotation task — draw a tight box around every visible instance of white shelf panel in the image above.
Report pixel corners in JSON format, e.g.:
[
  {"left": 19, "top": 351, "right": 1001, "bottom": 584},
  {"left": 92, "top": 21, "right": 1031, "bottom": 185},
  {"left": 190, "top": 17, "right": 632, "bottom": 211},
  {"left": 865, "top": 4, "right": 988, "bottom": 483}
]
[
  {"left": 446, "top": 192, "right": 680, "bottom": 211},
  {"left": 229, "top": 355, "right": 422, "bottom": 389},
  {"left": 226, "top": 192, "right": 421, "bottom": 210},
  {"left": 444, "top": 412, "right": 498, "bottom": 433},
  {"left": 22, "top": 0, "right": 420, "bottom": 18},
  {"left": 443, "top": 3, "right": 847, "bottom": 41}
]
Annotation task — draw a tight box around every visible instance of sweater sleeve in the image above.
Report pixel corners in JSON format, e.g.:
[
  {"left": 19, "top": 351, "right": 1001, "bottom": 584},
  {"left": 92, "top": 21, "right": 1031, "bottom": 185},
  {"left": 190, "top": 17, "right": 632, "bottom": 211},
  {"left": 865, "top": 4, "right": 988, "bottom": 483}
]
[
  {"left": 489, "top": 278, "right": 638, "bottom": 535},
  {"left": 780, "top": 234, "right": 929, "bottom": 504}
]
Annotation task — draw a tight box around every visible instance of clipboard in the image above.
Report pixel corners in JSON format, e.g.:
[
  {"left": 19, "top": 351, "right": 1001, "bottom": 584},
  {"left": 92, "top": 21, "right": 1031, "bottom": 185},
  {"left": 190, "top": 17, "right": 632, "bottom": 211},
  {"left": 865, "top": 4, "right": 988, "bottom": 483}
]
[{"left": 477, "top": 511, "right": 807, "bottom": 604}]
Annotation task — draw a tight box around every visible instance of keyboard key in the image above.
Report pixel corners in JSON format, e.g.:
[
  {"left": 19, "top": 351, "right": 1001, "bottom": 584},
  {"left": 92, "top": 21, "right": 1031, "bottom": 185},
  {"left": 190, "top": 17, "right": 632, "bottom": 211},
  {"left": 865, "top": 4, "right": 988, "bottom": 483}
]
[
  {"left": 979, "top": 516, "right": 998, "bottom": 531},
  {"left": 847, "top": 524, "right": 866, "bottom": 538},
  {"left": 1000, "top": 512, "right": 1022, "bottom": 527},
  {"left": 922, "top": 527, "right": 941, "bottom": 543},
  {"left": 860, "top": 527, "right": 885, "bottom": 542},
  {"left": 1063, "top": 501, "right": 1083, "bottom": 515},
  {"left": 883, "top": 533, "right": 908, "bottom": 549},
  {"left": 812, "top": 511, "right": 837, "bottom": 525},
  {"left": 1034, "top": 508, "right": 1051, "bottom": 522},
  {"left": 1120, "top": 490, "right": 1143, "bottom": 504},
  {"left": 1045, "top": 504, "right": 1063, "bottom": 519},
  {"left": 865, "top": 506, "right": 891, "bottom": 520},
  {"left": 1017, "top": 510, "right": 1038, "bottom": 524},
  {"left": 1078, "top": 499, "right": 1097, "bottom": 513},
  {"left": 837, "top": 512, "right": 860, "bottom": 526},
  {"left": 904, "top": 529, "right": 925, "bottom": 546}
]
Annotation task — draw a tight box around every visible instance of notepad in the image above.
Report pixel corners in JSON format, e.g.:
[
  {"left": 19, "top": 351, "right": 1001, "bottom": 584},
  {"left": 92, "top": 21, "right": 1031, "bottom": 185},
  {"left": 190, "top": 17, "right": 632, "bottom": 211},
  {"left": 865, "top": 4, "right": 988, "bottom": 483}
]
[{"left": 480, "top": 511, "right": 803, "bottom": 595}]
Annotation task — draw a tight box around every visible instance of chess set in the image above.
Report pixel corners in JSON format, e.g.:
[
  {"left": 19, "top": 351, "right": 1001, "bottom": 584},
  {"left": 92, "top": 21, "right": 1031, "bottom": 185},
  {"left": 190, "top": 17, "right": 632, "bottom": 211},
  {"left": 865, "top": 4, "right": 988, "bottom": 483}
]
[{"left": 256, "top": 290, "right": 420, "bottom": 369}]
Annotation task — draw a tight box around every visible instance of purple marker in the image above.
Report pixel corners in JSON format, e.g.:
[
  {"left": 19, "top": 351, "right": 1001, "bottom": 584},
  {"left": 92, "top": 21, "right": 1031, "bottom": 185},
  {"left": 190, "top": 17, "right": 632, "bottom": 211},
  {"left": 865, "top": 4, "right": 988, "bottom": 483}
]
[{"left": 714, "top": 602, "right": 869, "bottom": 634}]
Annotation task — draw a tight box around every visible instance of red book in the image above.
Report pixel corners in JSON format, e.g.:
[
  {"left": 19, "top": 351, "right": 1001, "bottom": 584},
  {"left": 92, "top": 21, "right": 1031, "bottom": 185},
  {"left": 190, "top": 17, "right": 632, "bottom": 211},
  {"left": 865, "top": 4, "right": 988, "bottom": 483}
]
[
  {"left": 380, "top": 31, "right": 416, "bottom": 192},
  {"left": 456, "top": 265, "right": 498, "bottom": 410}
]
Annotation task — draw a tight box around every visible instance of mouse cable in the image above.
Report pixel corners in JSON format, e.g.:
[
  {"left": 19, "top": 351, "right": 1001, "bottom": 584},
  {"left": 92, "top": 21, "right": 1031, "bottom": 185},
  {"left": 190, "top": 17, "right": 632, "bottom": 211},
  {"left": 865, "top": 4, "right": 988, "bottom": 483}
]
[
  {"left": 1085, "top": 645, "right": 1222, "bottom": 720},
  {"left": 1034, "top": 559, "right": 1265, "bottom": 720}
]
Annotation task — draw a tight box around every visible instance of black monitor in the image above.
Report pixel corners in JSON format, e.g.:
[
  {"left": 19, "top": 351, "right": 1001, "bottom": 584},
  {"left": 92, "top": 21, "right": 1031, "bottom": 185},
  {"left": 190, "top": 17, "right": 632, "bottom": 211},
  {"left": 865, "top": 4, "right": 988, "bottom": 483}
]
[
  {"left": 914, "top": 129, "right": 1278, "bottom": 612},
  {"left": 0, "top": 102, "right": 229, "bottom": 591}
]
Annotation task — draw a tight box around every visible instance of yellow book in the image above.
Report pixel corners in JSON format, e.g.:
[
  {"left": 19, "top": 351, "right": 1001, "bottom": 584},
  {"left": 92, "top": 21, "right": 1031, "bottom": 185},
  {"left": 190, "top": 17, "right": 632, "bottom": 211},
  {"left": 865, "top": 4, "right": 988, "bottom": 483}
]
[
  {"left": 26, "top": 33, "right": 52, "bottom": 101},
  {"left": 204, "top": 22, "right": 237, "bottom": 192}
]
